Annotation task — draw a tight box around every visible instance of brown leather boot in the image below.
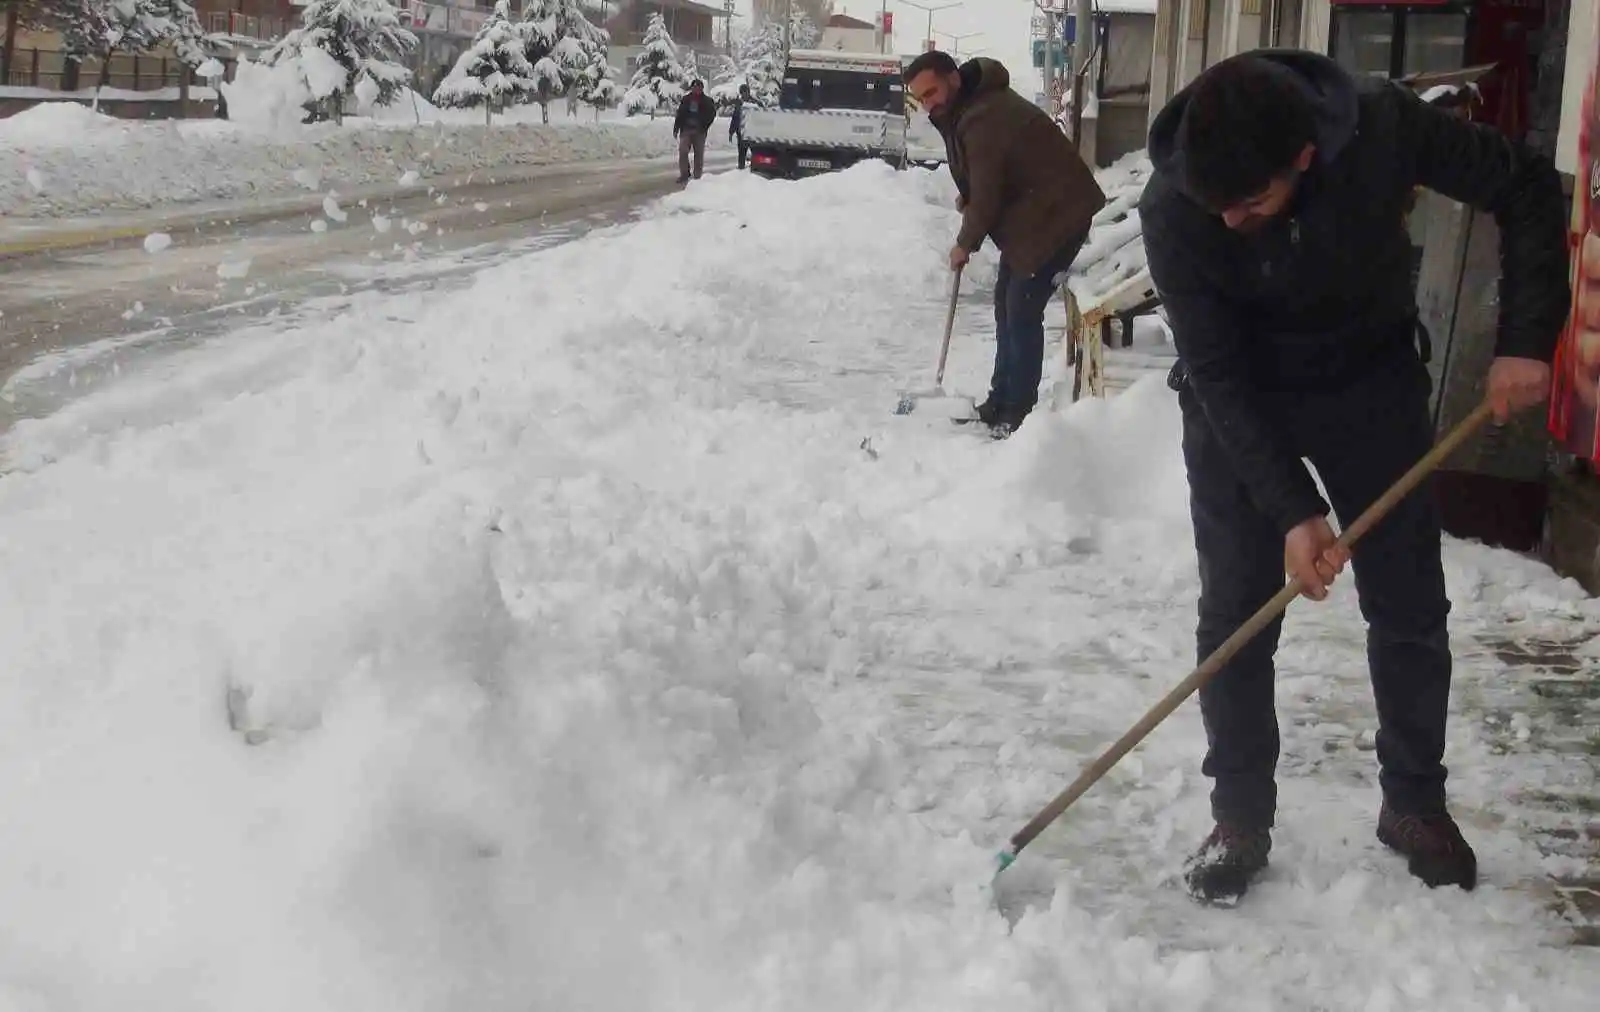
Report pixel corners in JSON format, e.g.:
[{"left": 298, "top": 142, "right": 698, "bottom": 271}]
[
  {"left": 1377, "top": 804, "right": 1478, "bottom": 891},
  {"left": 1183, "top": 822, "right": 1272, "bottom": 904}
]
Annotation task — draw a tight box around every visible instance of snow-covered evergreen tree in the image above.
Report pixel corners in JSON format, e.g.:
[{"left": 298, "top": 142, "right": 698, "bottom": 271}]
[
  {"left": 38, "top": 0, "right": 111, "bottom": 88},
  {"left": 529, "top": 53, "right": 562, "bottom": 122},
  {"left": 99, "top": 1, "right": 207, "bottom": 76},
  {"left": 522, "top": 0, "right": 607, "bottom": 120},
  {"left": 262, "top": 0, "right": 417, "bottom": 123},
  {"left": 575, "top": 46, "right": 619, "bottom": 121},
  {"left": 734, "top": 21, "right": 784, "bottom": 109},
  {"left": 622, "top": 11, "right": 683, "bottom": 118},
  {"left": 706, "top": 52, "right": 743, "bottom": 109},
  {"left": 432, "top": 0, "right": 533, "bottom": 125}
]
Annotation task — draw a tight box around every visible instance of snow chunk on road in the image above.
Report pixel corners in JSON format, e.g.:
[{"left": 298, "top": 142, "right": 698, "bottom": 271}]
[{"left": 142, "top": 232, "right": 172, "bottom": 254}]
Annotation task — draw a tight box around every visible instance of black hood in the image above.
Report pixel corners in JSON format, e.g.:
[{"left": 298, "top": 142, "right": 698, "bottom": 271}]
[
  {"left": 931, "top": 57, "right": 1010, "bottom": 131},
  {"left": 1147, "top": 49, "right": 1360, "bottom": 201}
]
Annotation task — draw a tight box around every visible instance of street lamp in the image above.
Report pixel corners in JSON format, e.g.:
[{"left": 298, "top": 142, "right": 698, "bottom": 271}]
[
  {"left": 898, "top": 1, "right": 962, "bottom": 52},
  {"left": 935, "top": 28, "right": 983, "bottom": 56}
]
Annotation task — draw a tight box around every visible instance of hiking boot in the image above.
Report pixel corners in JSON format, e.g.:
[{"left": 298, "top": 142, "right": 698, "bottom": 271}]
[
  {"left": 974, "top": 397, "right": 1001, "bottom": 425},
  {"left": 1376, "top": 804, "right": 1477, "bottom": 891},
  {"left": 988, "top": 405, "right": 1031, "bottom": 438},
  {"left": 1182, "top": 822, "right": 1271, "bottom": 904}
]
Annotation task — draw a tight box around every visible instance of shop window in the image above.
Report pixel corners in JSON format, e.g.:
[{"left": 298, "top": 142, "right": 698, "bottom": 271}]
[
  {"left": 1269, "top": 0, "right": 1305, "bottom": 48},
  {"left": 1333, "top": 10, "right": 1397, "bottom": 78},
  {"left": 1330, "top": 6, "right": 1472, "bottom": 81},
  {"left": 1404, "top": 13, "right": 1469, "bottom": 75}
]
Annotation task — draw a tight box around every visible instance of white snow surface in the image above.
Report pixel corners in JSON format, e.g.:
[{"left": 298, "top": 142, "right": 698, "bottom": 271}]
[
  {"left": 0, "top": 87, "right": 694, "bottom": 217},
  {"left": 0, "top": 162, "right": 1597, "bottom": 1009}
]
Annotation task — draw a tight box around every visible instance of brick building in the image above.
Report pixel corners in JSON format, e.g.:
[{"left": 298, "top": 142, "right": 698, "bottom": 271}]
[{"left": 192, "top": 0, "right": 301, "bottom": 47}]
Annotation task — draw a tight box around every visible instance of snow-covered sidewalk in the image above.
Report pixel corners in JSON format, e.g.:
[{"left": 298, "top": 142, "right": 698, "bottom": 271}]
[
  {"left": 0, "top": 99, "right": 720, "bottom": 218},
  {"left": 0, "top": 162, "right": 1596, "bottom": 1010}
]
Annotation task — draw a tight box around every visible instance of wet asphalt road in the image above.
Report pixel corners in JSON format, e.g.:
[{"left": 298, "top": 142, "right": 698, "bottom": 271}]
[{"left": 0, "top": 154, "right": 737, "bottom": 431}]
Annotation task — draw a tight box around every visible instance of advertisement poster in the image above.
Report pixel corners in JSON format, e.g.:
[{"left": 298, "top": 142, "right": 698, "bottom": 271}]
[{"left": 1550, "top": 2, "right": 1600, "bottom": 458}]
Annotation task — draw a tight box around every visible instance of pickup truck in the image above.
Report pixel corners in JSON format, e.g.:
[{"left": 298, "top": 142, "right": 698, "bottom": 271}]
[{"left": 744, "top": 49, "right": 910, "bottom": 179}]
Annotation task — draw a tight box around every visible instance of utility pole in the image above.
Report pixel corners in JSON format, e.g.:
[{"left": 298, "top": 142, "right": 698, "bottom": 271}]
[
  {"left": 1071, "top": 0, "right": 1094, "bottom": 151},
  {"left": 1031, "top": 1, "right": 1058, "bottom": 115},
  {"left": 899, "top": 0, "right": 961, "bottom": 53},
  {"left": 1073, "top": 0, "right": 1093, "bottom": 82}
]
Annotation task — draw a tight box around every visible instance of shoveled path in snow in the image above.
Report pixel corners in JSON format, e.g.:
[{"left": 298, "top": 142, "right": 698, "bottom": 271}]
[{"left": 0, "top": 163, "right": 1595, "bottom": 1010}]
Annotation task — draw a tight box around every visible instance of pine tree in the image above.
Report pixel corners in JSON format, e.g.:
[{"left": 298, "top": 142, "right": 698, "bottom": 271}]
[
  {"left": 262, "top": 0, "right": 417, "bottom": 123},
  {"left": 575, "top": 45, "right": 619, "bottom": 122},
  {"left": 35, "top": 0, "right": 110, "bottom": 89},
  {"left": 735, "top": 21, "right": 784, "bottom": 109},
  {"left": 522, "top": 0, "right": 607, "bottom": 120},
  {"left": 622, "top": 11, "right": 683, "bottom": 119},
  {"left": 432, "top": 0, "right": 534, "bottom": 125},
  {"left": 529, "top": 53, "right": 562, "bottom": 123},
  {"left": 706, "top": 52, "right": 742, "bottom": 108},
  {"left": 98, "top": 1, "right": 208, "bottom": 90}
]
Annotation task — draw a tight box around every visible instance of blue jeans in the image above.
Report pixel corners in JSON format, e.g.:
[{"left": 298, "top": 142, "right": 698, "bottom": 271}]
[{"left": 989, "top": 235, "right": 1088, "bottom": 413}]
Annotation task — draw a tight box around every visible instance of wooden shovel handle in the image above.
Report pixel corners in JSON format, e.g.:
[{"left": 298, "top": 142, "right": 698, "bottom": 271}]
[
  {"left": 934, "top": 266, "right": 963, "bottom": 388},
  {"left": 1005, "top": 399, "right": 1496, "bottom": 858}
]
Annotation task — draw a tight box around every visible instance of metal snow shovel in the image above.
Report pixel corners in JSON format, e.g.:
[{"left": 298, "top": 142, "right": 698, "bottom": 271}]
[
  {"left": 990, "top": 398, "right": 1498, "bottom": 883},
  {"left": 894, "top": 266, "right": 973, "bottom": 417}
]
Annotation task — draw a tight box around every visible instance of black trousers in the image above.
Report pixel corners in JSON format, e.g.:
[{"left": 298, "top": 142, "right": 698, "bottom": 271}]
[
  {"left": 989, "top": 234, "right": 1088, "bottom": 413},
  {"left": 1178, "top": 349, "right": 1452, "bottom": 827}
]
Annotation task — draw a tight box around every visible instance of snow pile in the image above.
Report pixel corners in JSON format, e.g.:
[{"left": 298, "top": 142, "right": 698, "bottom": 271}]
[
  {"left": 1, "top": 161, "right": 1597, "bottom": 1010},
  {"left": 219, "top": 56, "right": 322, "bottom": 135},
  {"left": 1063, "top": 150, "right": 1154, "bottom": 310},
  {"left": 0, "top": 101, "right": 704, "bottom": 217},
  {"left": 0, "top": 101, "right": 129, "bottom": 148}
]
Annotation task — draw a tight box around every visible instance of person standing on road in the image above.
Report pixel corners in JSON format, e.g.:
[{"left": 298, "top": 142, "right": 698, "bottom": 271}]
[
  {"left": 903, "top": 51, "right": 1106, "bottom": 436},
  {"left": 728, "top": 83, "right": 753, "bottom": 171},
  {"left": 1138, "top": 50, "right": 1569, "bottom": 904},
  {"left": 674, "top": 79, "right": 718, "bottom": 184}
]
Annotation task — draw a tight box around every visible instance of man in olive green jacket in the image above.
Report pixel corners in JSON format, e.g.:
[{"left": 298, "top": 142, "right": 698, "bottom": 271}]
[{"left": 906, "top": 51, "right": 1106, "bottom": 433}]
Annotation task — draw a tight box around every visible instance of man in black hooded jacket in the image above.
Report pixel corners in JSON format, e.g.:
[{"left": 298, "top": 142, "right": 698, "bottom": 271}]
[{"left": 1139, "top": 50, "right": 1569, "bottom": 904}]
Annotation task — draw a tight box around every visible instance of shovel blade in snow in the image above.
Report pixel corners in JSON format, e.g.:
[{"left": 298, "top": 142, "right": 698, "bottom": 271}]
[{"left": 893, "top": 388, "right": 975, "bottom": 419}]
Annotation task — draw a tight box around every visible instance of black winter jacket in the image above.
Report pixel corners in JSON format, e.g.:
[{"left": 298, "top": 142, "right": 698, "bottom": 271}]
[
  {"left": 674, "top": 92, "right": 718, "bottom": 134},
  {"left": 1139, "top": 49, "right": 1570, "bottom": 536}
]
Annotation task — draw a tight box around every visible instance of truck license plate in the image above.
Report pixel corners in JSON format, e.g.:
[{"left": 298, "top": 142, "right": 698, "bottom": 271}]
[{"left": 797, "top": 157, "right": 831, "bottom": 170}]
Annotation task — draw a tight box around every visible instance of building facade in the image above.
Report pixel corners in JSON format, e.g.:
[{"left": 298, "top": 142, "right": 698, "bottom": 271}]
[
  {"left": 817, "top": 12, "right": 880, "bottom": 52},
  {"left": 603, "top": 0, "right": 729, "bottom": 79}
]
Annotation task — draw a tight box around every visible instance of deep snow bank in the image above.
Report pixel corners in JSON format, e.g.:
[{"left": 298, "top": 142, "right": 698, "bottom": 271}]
[
  {"left": 0, "top": 98, "right": 699, "bottom": 218},
  {"left": 0, "top": 162, "right": 1597, "bottom": 1011}
]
